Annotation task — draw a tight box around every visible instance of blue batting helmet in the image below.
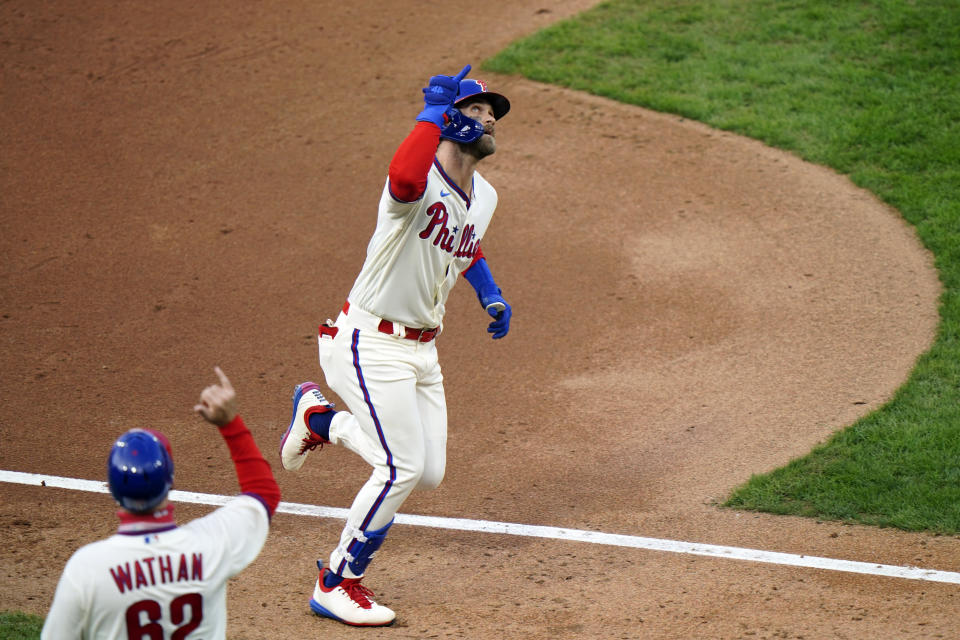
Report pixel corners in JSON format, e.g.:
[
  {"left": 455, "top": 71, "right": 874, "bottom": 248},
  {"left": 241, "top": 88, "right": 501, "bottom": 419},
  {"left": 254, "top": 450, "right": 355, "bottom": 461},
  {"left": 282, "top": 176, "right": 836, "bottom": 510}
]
[
  {"left": 107, "top": 429, "right": 174, "bottom": 513},
  {"left": 455, "top": 78, "right": 510, "bottom": 120}
]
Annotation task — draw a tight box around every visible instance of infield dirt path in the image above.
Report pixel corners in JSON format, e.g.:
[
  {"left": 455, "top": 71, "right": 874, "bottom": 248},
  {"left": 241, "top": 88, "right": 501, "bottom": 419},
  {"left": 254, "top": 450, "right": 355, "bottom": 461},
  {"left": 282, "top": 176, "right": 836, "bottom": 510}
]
[{"left": 1, "top": 2, "right": 955, "bottom": 638}]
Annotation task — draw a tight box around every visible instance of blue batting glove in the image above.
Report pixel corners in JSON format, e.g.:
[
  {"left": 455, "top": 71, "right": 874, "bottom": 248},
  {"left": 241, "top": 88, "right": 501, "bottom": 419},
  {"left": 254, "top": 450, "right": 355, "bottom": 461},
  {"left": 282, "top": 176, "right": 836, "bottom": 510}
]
[
  {"left": 481, "top": 293, "right": 511, "bottom": 340},
  {"left": 417, "top": 64, "right": 471, "bottom": 127}
]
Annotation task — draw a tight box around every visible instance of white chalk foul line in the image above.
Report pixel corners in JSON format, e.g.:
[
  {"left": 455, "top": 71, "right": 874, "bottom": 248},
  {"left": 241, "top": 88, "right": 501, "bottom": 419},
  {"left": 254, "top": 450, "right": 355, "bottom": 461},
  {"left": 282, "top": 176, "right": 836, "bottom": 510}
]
[{"left": 4, "top": 469, "right": 958, "bottom": 585}]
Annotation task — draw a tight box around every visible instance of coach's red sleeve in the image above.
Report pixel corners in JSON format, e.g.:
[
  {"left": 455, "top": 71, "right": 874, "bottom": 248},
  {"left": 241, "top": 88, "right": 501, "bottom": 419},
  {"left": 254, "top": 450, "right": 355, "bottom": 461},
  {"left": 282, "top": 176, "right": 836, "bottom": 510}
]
[
  {"left": 388, "top": 121, "right": 441, "bottom": 203},
  {"left": 219, "top": 415, "right": 281, "bottom": 518}
]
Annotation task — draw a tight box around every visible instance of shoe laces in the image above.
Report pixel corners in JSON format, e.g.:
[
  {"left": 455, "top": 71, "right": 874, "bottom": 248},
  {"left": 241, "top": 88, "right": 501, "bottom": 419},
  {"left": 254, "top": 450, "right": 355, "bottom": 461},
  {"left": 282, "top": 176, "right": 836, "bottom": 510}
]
[
  {"left": 298, "top": 434, "right": 326, "bottom": 455},
  {"left": 340, "top": 578, "right": 376, "bottom": 609}
]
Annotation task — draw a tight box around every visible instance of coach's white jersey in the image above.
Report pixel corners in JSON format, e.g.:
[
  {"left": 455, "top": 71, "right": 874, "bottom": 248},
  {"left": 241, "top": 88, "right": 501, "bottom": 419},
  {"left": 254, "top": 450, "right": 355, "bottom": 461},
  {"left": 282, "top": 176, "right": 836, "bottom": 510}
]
[
  {"left": 41, "top": 497, "right": 269, "bottom": 640},
  {"left": 348, "top": 159, "right": 497, "bottom": 328}
]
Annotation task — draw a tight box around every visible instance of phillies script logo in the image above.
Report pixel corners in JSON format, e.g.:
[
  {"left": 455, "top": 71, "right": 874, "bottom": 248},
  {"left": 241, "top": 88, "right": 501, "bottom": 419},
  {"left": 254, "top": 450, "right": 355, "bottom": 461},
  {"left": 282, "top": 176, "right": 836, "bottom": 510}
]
[{"left": 418, "top": 202, "right": 478, "bottom": 258}]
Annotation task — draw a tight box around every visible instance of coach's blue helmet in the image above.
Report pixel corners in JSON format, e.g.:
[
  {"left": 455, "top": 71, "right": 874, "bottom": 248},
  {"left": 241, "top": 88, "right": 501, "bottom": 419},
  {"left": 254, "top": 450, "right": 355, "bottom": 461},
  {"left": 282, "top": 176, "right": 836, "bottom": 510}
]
[
  {"left": 107, "top": 429, "right": 174, "bottom": 513},
  {"left": 454, "top": 78, "right": 510, "bottom": 120}
]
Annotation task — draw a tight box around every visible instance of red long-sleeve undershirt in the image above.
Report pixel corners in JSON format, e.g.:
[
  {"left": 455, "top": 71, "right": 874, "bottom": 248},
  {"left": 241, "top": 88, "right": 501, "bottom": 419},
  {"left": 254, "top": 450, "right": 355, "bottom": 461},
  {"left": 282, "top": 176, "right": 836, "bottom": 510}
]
[
  {"left": 219, "top": 415, "right": 281, "bottom": 517},
  {"left": 388, "top": 121, "right": 441, "bottom": 203},
  {"left": 388, "top": 121, "right": 487, "bottom": 271}
]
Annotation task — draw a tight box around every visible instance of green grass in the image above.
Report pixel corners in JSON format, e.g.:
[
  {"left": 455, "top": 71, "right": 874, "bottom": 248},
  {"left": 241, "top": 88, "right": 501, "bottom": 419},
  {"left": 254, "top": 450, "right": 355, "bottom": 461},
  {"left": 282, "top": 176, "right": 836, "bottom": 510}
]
[
  {"left": 486, "top": 0, "right": 960, "bottom": 533},
  {"left": 0, "top": 613, "right": 42, "bottom": 640}
]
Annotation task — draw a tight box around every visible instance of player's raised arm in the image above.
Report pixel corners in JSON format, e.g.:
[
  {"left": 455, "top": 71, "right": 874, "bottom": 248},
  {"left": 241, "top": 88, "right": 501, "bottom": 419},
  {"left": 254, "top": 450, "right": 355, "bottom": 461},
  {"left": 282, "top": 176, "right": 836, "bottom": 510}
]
[{"left": 388, "top": 65, "right": 479, "bottom": 203}]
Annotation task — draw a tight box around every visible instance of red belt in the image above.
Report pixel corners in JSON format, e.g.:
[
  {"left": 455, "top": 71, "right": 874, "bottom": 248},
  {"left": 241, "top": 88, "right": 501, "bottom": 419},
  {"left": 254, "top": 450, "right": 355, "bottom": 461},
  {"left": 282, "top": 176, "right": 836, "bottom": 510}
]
[{"left": 341, "top": 301, "right": 438, "bottom": 343}]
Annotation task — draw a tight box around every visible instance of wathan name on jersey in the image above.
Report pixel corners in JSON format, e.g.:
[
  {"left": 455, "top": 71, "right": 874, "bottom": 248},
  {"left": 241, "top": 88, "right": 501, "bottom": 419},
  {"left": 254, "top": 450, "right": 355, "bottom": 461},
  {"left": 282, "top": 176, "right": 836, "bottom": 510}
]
[{"left": 109, "top": 552, "right": 203, "bottom": 594}]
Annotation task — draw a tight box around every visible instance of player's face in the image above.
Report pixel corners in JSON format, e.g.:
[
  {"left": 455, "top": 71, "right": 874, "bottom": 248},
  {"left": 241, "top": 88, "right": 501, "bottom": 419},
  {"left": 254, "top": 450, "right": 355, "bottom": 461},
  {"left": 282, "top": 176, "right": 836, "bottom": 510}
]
[{"left": 458, "top": 99, "right": 497, "bottom": 159}]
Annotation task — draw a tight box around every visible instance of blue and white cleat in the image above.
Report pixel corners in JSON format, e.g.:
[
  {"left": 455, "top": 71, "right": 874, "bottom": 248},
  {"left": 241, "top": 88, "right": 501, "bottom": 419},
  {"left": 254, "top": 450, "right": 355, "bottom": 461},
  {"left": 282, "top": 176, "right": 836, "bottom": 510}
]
[{"left": 279, "top": 382, "right": 333, "bottom": 472}]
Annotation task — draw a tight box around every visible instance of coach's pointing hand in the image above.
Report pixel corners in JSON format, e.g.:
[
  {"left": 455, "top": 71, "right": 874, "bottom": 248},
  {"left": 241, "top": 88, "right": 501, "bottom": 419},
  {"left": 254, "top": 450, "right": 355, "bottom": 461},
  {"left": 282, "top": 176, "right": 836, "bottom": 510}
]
[{"left": 194, "top": 366, "right": 238, "bottom": 427}]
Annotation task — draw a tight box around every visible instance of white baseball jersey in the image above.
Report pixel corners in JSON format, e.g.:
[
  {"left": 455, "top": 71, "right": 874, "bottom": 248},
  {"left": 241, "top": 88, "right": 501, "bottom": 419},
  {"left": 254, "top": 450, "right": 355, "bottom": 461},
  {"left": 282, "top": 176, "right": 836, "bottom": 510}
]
[
  {"left": 41, "top": 498, "right": 269, "bottom": 640},
  {"left": 347, "top": 158, "right": 498, "bottom": 328}
]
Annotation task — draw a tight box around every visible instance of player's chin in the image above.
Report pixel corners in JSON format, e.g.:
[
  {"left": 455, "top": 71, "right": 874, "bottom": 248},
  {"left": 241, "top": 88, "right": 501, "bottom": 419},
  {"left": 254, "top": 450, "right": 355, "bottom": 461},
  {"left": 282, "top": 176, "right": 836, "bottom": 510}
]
[
  {"left": 461, "top": 135, "right": 496, "bottom": 159},
  {"left": 475, "top": 134, "right": 497, "bottom": 157}
]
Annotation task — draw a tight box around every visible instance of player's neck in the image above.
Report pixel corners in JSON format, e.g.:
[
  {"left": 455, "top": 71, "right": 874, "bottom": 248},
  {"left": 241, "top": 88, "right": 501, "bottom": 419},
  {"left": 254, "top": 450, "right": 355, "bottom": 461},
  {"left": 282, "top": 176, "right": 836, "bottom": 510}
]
[{"left": 436, "top": 142, "right": 479, "bottom": 195}]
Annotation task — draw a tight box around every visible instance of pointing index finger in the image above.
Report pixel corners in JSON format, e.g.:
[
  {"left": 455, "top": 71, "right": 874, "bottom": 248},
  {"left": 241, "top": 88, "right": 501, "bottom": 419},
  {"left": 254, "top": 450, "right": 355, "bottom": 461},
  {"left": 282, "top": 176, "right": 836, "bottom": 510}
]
[
  {"left": 213, "top": 366, "right": 232, "bottom": 391},
  {"left": 454, "top": 64, "right": 471, "bottom": 83}
]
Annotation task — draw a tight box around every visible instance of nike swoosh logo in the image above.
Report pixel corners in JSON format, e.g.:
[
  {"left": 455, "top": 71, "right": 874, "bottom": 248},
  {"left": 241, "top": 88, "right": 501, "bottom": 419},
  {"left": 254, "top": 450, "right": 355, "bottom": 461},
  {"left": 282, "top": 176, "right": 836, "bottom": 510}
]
[{"left": 440, "top": 190, "right": 451, "bottom": 197}]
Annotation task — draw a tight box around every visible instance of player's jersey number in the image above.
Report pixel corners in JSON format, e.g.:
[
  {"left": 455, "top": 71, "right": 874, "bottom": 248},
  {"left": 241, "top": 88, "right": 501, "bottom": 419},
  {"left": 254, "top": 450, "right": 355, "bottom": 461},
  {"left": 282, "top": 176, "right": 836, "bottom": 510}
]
[{"left": 125, "top": 593, "right": 203, "bottom": 639}]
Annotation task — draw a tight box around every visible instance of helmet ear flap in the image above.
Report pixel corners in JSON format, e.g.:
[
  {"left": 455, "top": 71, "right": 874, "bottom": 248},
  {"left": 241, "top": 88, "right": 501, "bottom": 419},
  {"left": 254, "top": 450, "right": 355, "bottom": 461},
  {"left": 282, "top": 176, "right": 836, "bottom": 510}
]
[
  {"left": 439, "top": 107, "right": 485, "bottom": 143},
  {"left": 107, "top": 429, "right": 175, "bottom": 513}
]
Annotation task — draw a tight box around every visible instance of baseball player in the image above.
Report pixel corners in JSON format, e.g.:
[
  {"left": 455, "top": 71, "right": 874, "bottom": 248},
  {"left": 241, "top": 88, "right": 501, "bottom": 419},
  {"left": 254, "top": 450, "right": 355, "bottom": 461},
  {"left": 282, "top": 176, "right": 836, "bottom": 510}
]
[
  {"left": 279, "top": 63, "right": 511, "bottom": 626},
  {"left": 41, "top": 367, "right": 281, "bottom": 639}
]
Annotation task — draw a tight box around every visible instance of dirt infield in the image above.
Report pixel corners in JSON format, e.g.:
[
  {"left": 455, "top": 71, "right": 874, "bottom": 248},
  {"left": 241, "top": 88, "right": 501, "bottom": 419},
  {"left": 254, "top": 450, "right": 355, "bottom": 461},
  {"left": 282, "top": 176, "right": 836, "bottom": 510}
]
[{"left": 1, "top": 1, "right": 956, "bottom": 638}]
